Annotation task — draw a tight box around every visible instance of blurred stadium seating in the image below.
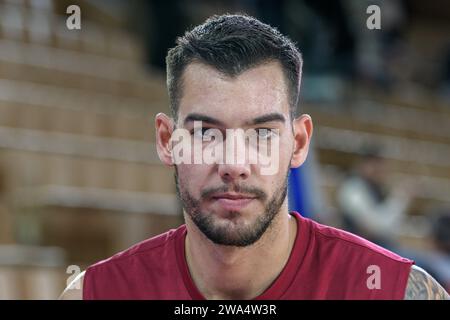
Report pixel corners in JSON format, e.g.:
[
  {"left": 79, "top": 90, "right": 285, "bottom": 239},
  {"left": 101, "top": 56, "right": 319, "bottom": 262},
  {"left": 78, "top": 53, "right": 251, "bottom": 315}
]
[{"left": 0, "top": 0, "right": 182, "bottom": 299}]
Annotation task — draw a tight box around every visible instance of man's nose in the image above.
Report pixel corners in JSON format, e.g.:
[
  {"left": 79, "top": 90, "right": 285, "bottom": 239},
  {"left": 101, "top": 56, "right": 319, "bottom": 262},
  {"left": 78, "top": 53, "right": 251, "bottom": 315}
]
[
  {"left": 218, "top": 163, "right": 251, "bottom": 182},
  {"left": 217, "top": 129, "right": 252, "bottom": 182}
]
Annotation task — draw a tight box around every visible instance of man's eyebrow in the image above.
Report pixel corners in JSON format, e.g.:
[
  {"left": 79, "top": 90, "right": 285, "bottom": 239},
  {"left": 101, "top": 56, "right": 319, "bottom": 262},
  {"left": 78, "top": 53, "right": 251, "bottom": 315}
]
[
  {"left": 183, "top": 112, "right": 286, "bottom": 127},
  {"left": 249, "top": 113, "right": 286, "bottom": 125},
  {"left": 183, "top": 113, "right": 225, "bottom": 126}
]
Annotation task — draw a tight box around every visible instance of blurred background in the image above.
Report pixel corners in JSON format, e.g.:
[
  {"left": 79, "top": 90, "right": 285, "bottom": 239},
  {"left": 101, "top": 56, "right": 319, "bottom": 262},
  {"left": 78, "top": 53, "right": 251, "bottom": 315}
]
[{"left": 0, "top": 0, "right": 449, "bottom": 299}]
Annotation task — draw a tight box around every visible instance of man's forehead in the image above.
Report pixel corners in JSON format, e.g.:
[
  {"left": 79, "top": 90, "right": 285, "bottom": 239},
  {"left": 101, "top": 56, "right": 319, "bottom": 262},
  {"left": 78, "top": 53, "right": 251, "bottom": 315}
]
[
  {"left": 182, "top": 60, "right": 287, "bottom": 89},
  {"left": 178, "top": 61, "right": 290, "bottom": 125}
]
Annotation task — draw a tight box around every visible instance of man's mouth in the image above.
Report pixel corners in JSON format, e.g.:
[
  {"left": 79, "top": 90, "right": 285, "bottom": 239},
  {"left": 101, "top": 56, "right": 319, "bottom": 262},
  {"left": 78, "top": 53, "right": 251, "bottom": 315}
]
[{"left": 210, "top": 192, "right": 258, "bottom": 211}]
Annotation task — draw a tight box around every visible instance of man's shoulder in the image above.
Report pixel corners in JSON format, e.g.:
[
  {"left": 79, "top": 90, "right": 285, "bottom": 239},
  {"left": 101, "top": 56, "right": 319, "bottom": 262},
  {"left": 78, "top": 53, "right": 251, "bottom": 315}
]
[
  {"left": 76, "top": 224, "right": 186, "bottom": 300},
  {"left": 89, "top": 224, "right": 186, "bottom": 271},
  {"left": 404, "top": 265, "right": 450, "bottom": 300},
  {"left": 306, "top": 216, "right": 412, "bottom": 264},
  {"left": 59, "top": 271, "right": 85, "bottom": 300}
]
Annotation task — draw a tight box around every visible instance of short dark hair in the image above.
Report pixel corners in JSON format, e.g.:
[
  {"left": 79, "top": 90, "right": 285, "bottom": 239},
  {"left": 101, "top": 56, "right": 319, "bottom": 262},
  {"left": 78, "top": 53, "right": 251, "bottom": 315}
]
[{"left": 166, "top": 14, "right": 303, "bottom": 121}]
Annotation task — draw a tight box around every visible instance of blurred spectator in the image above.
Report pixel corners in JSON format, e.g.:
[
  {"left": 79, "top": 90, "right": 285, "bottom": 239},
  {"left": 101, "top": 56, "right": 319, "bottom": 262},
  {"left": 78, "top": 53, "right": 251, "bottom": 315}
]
[
  {"left": 337, "top": 147, "right": 413, "bottom": 247},
  {"left": 346, "top": 0, "right": 411, "bottom": 90},
  {"left": 303, "top": 0, "right": 356, "bottom": 77},
  {"left": 398, "top": 210, "right": 450, "bottom": 293},
  {"left": 433, "top": 212, "right": 450, "bottom": 256}
]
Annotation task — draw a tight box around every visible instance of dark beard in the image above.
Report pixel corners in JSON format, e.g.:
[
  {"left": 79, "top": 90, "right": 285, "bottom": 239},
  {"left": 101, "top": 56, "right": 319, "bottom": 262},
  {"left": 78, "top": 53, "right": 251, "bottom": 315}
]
[{"left": 175, "top": 167, "right": 289, "bottom": 247}]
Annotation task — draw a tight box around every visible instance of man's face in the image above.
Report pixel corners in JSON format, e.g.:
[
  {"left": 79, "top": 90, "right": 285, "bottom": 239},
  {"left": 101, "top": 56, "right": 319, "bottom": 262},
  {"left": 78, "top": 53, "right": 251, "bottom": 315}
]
[
  {"left": 173, "top": 61, "right": 296, "bottom": 247},
  {"left": 360, "top": 157, "right": 386, "bottom": 185}
]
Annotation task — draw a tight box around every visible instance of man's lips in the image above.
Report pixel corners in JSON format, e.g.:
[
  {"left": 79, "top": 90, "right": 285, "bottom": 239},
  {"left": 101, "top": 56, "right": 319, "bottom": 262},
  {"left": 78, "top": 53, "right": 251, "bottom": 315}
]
[
  {"left": 210, "top": 193, "right": 257, "bottom": 211},
  {"left": 211, "top": 192, "right": 257, "bottom": 200}
]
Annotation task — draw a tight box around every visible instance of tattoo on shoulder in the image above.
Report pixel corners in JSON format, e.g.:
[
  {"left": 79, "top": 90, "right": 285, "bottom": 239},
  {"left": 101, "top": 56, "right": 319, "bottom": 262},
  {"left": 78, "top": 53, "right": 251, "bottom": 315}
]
[{"left": 404, "top": 265, "right": 449, "bottom": 300}]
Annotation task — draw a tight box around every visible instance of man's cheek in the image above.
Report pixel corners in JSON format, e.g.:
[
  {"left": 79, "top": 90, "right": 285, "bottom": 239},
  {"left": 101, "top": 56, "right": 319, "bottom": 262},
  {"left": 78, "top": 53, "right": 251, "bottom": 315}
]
[{"left": 259, "top": 136, "right": 280, "bottom": 176}]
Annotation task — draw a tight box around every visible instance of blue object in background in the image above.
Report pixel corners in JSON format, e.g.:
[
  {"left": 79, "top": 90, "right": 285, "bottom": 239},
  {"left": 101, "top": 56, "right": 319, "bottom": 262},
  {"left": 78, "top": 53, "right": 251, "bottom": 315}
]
[{"left": 288, "top": 165, "right": 313, "bottom": 219}]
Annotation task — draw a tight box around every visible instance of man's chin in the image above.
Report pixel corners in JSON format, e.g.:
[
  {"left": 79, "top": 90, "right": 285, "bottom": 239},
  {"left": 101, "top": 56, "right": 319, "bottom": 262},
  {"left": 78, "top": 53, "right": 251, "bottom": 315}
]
[
  {"left": 200, "top": 222, "right": 261, "bottom": 247},
  {"left": 190, "top": 208, "right": 276, "bottom": 247}
]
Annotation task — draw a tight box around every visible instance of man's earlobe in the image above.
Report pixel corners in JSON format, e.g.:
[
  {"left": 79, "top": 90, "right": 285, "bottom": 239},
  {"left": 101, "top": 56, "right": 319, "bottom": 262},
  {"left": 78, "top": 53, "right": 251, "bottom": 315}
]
[
  {"left": 290, "top": 114, "right": 313, "bottom": 168},
  {"left": 155, "top": 113, "right": 175, "bottom": 167}
]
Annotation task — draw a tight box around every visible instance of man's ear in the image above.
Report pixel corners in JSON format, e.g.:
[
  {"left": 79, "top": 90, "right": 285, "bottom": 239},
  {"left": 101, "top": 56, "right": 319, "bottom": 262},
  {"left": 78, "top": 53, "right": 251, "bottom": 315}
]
[
  {"left": 291, "top": 114, "right": 313, "bottom": 168},
  {"left": 155, "top": 113, "right": 175, "bottom": 166}
]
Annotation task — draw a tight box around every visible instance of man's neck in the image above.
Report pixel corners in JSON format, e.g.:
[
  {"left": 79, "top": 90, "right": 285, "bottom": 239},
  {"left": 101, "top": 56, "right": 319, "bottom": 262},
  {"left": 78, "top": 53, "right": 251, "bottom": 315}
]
[{"left": 184, "top": 208, "right": 297, "bottom": 300}]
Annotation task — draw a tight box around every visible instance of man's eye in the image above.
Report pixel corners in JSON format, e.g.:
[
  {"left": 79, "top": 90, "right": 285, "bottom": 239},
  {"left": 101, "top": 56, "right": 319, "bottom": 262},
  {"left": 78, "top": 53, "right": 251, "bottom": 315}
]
[
  {"left": 192, "top": 128, "right": 214, "bottom": 140},
  {"left": 256, "top": 128, "right": 276, "bottom": 138}
]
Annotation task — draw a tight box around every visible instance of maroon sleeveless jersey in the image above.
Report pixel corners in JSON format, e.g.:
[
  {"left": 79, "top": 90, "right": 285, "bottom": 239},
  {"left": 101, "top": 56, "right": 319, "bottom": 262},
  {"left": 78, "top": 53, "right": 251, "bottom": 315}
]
[{"left": 83, "top": 212, "right": 413, "bottom": 299}]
